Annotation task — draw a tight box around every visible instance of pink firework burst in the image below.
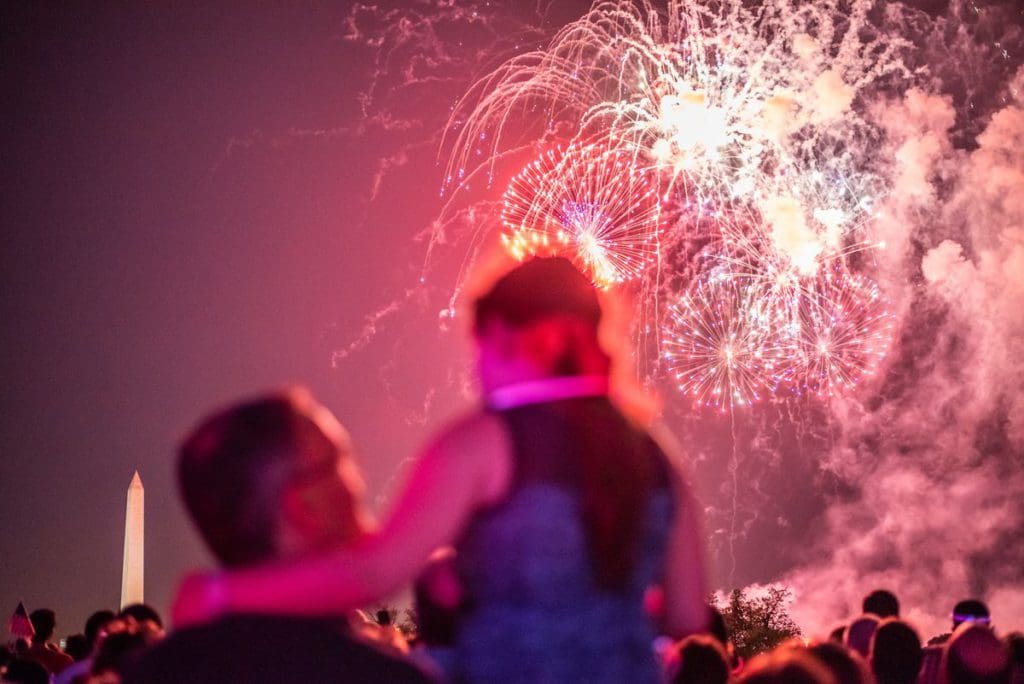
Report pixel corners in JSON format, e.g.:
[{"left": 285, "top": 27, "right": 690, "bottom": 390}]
[{"left": 501, "top": 142, "right": 662, "bottom": 288}]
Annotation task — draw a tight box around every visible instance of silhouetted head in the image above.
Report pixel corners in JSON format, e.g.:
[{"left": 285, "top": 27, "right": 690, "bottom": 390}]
[
  {"left": 84, "top": 610, "right": 116, "bottom": 650},
  {"left": 90, "top": 631, "right": 153, "bottom": 681},
  {"left": 808, "top": 641, "right": 873, "bottom": 684},
  {"left": 870, "top": 618, "right": 922, "bottom": 684},
  {"left": 953, "top": 600, "right": 992, "bottom": 631},
  {"left": 473, "top": 257, "right": 608, "bottom": 393},
  {"left": 2, "top": 658, "right": 49, "bottom": 684},
  {"left": 64, "top": 634, "right": 90, "bottom": 662},
  {"left": 27, "top": 609, "right": 55, "bottom": 643},
  {"left": 119, "top": 603, "right": 164, "bottom": 638},
  {"left": 178, "top": 388, "right": 369, "bottom": 568},
  {"left": 863, "top": 590, "right": 900, "bottom": 619},
  {"left": 739, "top": 647, "right": 837, "bottom": 684},
  {"left": 945, "top": 623, "right": 1010, "bottom": 684},
  {"left": 670, "top": 634, "right": 731, "bottom": 684},
  {"left": 845, "top": 615, "right": 881, "bottom": 659},
  {"left": 829, "top": 626, "right": 847, "bottom": 644}
]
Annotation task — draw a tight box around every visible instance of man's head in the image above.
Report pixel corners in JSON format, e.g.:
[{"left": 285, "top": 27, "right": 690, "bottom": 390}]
[
  {"left": 846, "top": 614, "right": 881, "bottom": 659},
  {"left": 945, "top": 623, "right": 1010, "bottom": 684},
  {"left": 178, "top": 388, "right": 368, "bottom": 568},
  {"left": 870, "top": 619, "right": 923, "bottom": 684},
  {"left": 953, "top": 600, "right": 992, "bottom": 631},
  {"left": 669, "top": 634, "right": 731, "bottom": 684},
  {"left": 27, "top": 609, "right": 55, "bottom": 644},
  {"left": 472, "top": 257, "right": 608, "bottom": 393},
  {"left": 863, "top": 589, "right": 900, "bottom": 619},
  {"left": 84, "top": 610, "right": 116, "bottom": 651},
  {"left": 118, "top": 604, "right": 164, "bottom": 639}
]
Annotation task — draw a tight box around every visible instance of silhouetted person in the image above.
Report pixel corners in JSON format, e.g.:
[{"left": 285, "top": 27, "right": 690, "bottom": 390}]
[
  {"left": 54, "top": 609, "right": 118, "bottom": 684},
  {"left": 863, "top": 590, "right": 900, "bottom": 619},
  {"left": 807, "top": 641, "right": 873, "bottom": 684},
  {"left": 118, "top": 604, "right": 164, "bottom": 640},
  {"left": 63, "top": 635, "right": 89, "bottom": 663},
  {"left": 922, "top": 598, "right": 995, "bottom": 684},
  {"left": 846, "top": 615, "right": 881, "bottom": 659},
  {"left": 1005, "top": 633, "right": 1024, "bottom": 684},
  {"left": 90, "top": 631, "right": 154, "bottom": 683},
  {"left": 739, "top": 647, "right": 837, "bottom": 684},
  {"left": 870, "top": 618, "right": 922, "bottom": 684},
  {"left": 944, "top": 623, "right": 1010, "bottom": 684},
  {"left": 123, "top": 389, "right": 431, "bottom": 683},
  {"left": 1, "top": 658, "right": 49, "bottom": 684},
  {"left": 669, "top": 634, "right": 731, "bottom": 684},
  {"left": 24, "top": 609, "right": 73, "bottom": 674},
  {"left": 953, "top": 601, "right": 993, "bottom": 631}
]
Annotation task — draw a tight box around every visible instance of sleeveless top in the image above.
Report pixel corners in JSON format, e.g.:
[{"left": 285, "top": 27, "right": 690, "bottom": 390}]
[{"left": 447, "top": 396, "right": 675, "bottom": 684}]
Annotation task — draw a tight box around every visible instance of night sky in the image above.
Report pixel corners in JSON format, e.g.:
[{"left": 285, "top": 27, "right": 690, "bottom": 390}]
[{"left": 4, "top": 0, "right": 1023, "bottom": 641}]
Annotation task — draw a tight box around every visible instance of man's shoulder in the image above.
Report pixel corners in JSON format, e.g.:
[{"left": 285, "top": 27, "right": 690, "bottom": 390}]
[{"left": 124, "top": 614, "right": 432, "bottom": 683}]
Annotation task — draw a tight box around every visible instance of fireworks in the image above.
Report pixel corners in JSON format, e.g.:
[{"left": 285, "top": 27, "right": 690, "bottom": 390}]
[
  {"left": 501, "top": 143, "right": 662, "bottom": 287},
  {"left": 443, "top": 0, "right": 906, "bottom": 409},
  {"left": 779, "top": 270, "right": 894, "bottom": 397},
  {"left": 664, "top": 275, "right": 779, "bottom": 411}
]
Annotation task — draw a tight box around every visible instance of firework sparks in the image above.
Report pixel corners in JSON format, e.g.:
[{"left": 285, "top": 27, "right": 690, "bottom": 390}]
[
  {"left": 443, "top": 0, "right": 909, "bottom": 407},
  {"left": 663, "top": 274, "right": 780, "bottom": 411},
  {"left": 501, "top": 142, "right": 662, "bottom": 287}
]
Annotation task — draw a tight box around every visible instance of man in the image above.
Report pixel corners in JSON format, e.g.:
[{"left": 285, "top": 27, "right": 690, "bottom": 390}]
[
  {"left": 23, "top": 609, "right": 73, "bottom": 674},
  {"left": 921, "top": 599, "right": 997, "bottom": 684},
  {"left": 124, "top": 389, "right": 431, "bottom": 683},
  {"left": 862, "top": 589, "right": 900, "bottom": 619}
]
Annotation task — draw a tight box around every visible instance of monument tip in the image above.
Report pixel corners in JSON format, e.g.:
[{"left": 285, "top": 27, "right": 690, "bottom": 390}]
[{"left": 129, "top": 470, "right": 143, "bottom": 488}]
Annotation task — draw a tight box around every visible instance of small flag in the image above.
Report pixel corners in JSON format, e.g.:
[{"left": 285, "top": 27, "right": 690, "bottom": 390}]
[{"left": 6, "top": 601, "right": 35, "bottom": 640}]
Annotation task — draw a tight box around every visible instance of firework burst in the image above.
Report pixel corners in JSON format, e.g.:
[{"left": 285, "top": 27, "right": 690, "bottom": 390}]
[{"left": 501, "top": 142, "right": 662, "bottom": 287}]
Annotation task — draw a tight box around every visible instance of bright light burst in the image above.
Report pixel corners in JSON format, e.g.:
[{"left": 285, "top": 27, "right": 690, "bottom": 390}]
[
  {"left": 664, "top": 274, "right": 780, "bottom": 411},
  {"left": 501, "top": 142, "right": 661, "bottom": 287},
  {"left": 776, "top": 269, "right": 895, "bottom": 398},
  {"left": 443, "top": 0, "right": 907, "bottom": 408}
]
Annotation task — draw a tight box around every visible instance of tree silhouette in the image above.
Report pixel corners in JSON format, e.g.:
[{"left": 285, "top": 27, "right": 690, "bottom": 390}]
[{"left": 716, "top": 586, "right": 802, "bottom": 659}]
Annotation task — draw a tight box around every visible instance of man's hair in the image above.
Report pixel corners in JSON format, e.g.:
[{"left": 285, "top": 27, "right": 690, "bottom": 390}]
[
  {"left": 846, "top": 615, "right": 881, "bottom": 659},
  {"left": 945, "top": 624, "right": 1010, "bottom": 684},
  {"left": 871, "top": 619, "right": 923, "bottom": 684},
  {"left": 740, "top": 648, "right": 837, "bottom": 684},
  {"left": 953, "top": 599, "right": 991, "bottom": 629},
  {"left": 119, "top": 603, "right": 163, "bottom": 629},
  {"left": 178, "top": 389, "right": 345, "bottom": 567},
  {"left": 64, "top": 634, "right": 90, "bottom": 662},
  {"left": 671, "top": 635, "right": 731, "bottom": 684},
  {"left": 27, "top": 609, "right": 55, "bottom": 642},
  {"left": 863, "top": 589, "right": 900, "bottom": 618},
  {"left": 84, "top": 610, "right": 116, "bottom": 648},
  {"left": 808, "top": 641, "right": 873, "bottom": 684},
  {"left": 473, "top": 257, "right": 601, "bottom": 333}
]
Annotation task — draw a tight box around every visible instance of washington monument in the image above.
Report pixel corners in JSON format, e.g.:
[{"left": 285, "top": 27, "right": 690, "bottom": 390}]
[{"left": 120, "top": 470, "right": 144, "bottom": 607}]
